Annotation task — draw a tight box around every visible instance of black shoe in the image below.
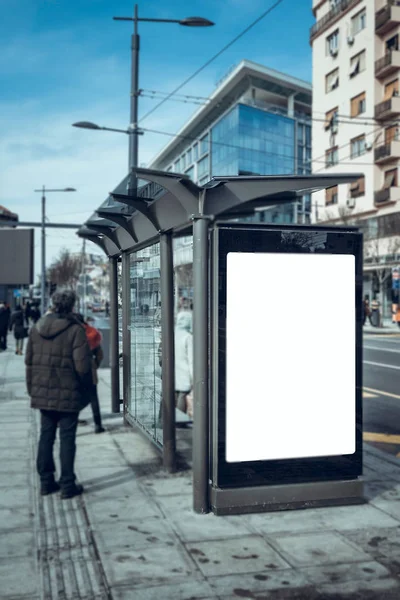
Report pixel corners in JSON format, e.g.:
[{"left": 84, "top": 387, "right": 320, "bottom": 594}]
[
  {"left": 41, "top": 481, "right": 61, "bottom": 496},
  {"left": 60, "top": 484, "right": 84, "bottom": 500},
  {"left": 95, "top": 426, "right": 105, "bottom": 434}
]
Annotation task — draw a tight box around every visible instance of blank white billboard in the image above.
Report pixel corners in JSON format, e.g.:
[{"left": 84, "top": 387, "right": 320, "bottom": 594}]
[{"left": 225, "top": 252, "right": 356, "bottom": 463}]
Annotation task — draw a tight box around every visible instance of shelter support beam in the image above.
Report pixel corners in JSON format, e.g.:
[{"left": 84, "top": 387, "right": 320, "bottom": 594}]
[
  {"left": 121, "top": 253, "right": 131, "bottom": 415},
  {"left": 110, "top": 257, "right": 120, "bottom": 413},
  {"left": 160, "top": 233, "right": 176, "bottom": 472}
]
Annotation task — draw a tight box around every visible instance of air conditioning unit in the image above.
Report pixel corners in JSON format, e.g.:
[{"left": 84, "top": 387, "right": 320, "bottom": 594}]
[
  {"left": 330, "top": 48, "right": 338, "bottom": 57},
  {"left": 347, "top": 197, "right": 356, "bottom": 209},
  {"left": 347, "top": 35, "right": 354, "bottom": 45},
  {"left": 365, "top": 141, "right": 372, "bottom": 151}
]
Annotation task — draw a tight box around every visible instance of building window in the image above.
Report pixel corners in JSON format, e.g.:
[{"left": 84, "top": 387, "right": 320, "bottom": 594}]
[
  {"left": 325, "top": 68, "right": 339, "bottom": 93},
  {"left": 174, "top": 159, "right": 180, "bottom": 172},
  {"left": 200, "top": 134, "right": 209, "bottom": 156},
  {"left": 352, "top": 8, "right": 366, "bottom": 36},
  {"left": 384, "top": 78, "right": 399, "bottom": 100},
  {"left": 197, "top": 155, "right": 208, "bottom": 179},
  {"left": 193, "top": 143, "right": 198, "bottom": 161},
  {"left": 350, "top": 92, "right": 366, "bottom": 117},
  {"left": 326, "top": 29, "right": 339, "bottom": 55},
  {"left": 350, "top": 50, "right": 366, "bottom": 78},
  {"left": 187, "top": 148, "right": 192, "bottom": 165},
  {"left": 350, "top": 134, "right": 366, "bottom": 158},
  {"left": 185, "top": 166, "right": 194, "bottom": 181},
  {"left": 385, "top": 124, "right": 399, "bottom": 143},
  {"left": 324, "top": 107, "right": 338, "bottom": 131},
  {"left": 350, "top": 176, "right": 365, "bottom": 198},
  {"left": 384, "top": 168, "right": 398, "bottom": 189},
  {"left": 181, "top": 154, "right": 186, "bottom": 170},
  {"left": 386, "top": 34, "right": 399, "bottom": 52},
  {"left": 325, "top": 146, "right": 338, "bottom": 167},
  {"left": 325, "top": 185, "right": 338, "bottom": 206}
]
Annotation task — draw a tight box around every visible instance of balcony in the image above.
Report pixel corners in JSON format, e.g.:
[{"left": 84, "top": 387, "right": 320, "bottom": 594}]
[
  {"left": 375, "top": 95, "right": 400, "bottom": 120},
  {"left": 376, "top": 1, "right": 400, "bottom": 37},
  {"left": 374, "top": 141, "right": 400, "bottom": 164},
  {"left": 374, "top": 187, "right": 400, "bottom": 205},
  {"left": 375, "top": 51, "right": 400, "bottom": 79},
  {"left": 310, "top": 0, "right": 361, "bottom": 43}
]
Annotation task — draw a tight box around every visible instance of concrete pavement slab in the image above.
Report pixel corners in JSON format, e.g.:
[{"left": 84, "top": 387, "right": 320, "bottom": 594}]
[
  {"left": 142, "top": 474, "right": 193, "bottom": 496},
  {"left": 112, "top": 581, "right": 215, "bottom": 600},
  {"left": 186, "top": 536, "right": 291, "bottom": 577},
  {"left": 0, "top": 555, "right": 37, "bottom": 598},
  {"left": 0, "top": 529, "right": 34, "bottom": 559},
  {"left": 317, "top": 576, "right": 400, "bottom": 597},
  {"left": 99, "top": 543, "right": 199, "bottom": 589},
  {"left": 76, "top": 466, "right": 143, "bottom": 494},
  {"left": 93, "top": 517, "right": 178, "bottom": 553},
  {"left": 267, "top": 531, "right": 370, "bottom": 568},
  {"left": 0, "top": 507, "right": 34, "bottom": 532},
  {"left": 84, "top": 492, "right": 164, "bottom": 526},
  {"left": 0, "top": 486, "right": 31, "bottom": 509},
  {"left": 208, "top": 568, "right": 309, "bottom": 597},
  {"left": 342, "top": 526, "right": 400, "bottom": 561},
  {"left": 0, "top": 469, "right": 30, "bottom": 487},
  {"left": 154, "top": 494, "right": 253, "bottom": 542},
  {"left": 301, "top": 559, "right": 391, "bottom": 586}
]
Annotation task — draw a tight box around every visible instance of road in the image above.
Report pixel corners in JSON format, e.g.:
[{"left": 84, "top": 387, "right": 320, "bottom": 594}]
[{"left": 363, "top": 332, "right": 400, "bottom": 456}]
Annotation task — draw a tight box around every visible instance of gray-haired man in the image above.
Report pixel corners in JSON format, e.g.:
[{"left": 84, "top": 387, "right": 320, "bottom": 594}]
[{"left": 25, "top": 290, "right": 93, "bottom": 498}]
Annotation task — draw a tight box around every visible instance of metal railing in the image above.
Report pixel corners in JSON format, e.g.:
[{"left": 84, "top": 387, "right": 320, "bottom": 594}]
[
  {"left": 376, "top": 1, "right": 400, "bottom": 32},
  {"left": 375, "top": 98, "right": 396, "bottom": 119},
  {"left": 374, "top": 188, "right": 390, "bottom": 204},
  {"left": 374, "top": 143, "right": 391, "bottom": 161},
  {"left": 375, "top": 53, "right": 393, "bottom": 74},
  {"left": 309, "top": 0, "right": 360, "bottom": 42}
]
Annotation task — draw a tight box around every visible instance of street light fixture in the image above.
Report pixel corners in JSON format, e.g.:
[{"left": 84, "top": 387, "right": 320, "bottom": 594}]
[
  {"left": 34, "top": 186, "right": 77, "bottom": 312},
  {"left": 74, "top": 4, "right": 214, "bottom": 195}
]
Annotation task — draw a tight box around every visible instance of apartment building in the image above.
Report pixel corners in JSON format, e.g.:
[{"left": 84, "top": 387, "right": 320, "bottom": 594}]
[
  {"left": 149, "top": 59, "right": 313, "bottom": 225},
  {"left": 310, "top": 0, "right": 400, "bottom": 312}
]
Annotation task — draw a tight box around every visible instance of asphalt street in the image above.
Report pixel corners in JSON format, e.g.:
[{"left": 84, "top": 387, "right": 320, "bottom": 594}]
[{"left": 363, "top": 332, "right": 400, "bottom": 456}]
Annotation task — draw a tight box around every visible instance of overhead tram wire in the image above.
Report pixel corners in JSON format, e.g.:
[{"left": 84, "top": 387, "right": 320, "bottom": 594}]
[{"left": 138, "top": 0, "right": 286, "bottom": 124}]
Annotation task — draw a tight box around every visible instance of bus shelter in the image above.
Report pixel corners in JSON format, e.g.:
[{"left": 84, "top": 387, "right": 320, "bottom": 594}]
[{"left": 78, "top": 167, "right": 363, "bottom": 515}]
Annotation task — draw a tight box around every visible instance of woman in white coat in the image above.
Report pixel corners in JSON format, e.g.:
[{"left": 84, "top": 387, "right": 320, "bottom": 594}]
[{"left": 174, "top": 310, "right": 193, "bottom": 415}]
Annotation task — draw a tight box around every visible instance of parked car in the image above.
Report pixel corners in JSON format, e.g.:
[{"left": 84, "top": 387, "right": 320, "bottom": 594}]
[{"left": 92, "top": 302, "right": 104, "bottom": 313}]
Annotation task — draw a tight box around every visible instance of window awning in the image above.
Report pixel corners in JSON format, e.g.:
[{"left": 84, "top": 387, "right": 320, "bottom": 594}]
[{"left": 77, "top": 168, "right": 363, "bottom": 257}]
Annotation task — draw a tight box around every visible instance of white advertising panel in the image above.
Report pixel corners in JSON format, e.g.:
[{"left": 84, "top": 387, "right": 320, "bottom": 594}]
[{"left": 226, "top": 252, "right": 356, "bottom": 463}]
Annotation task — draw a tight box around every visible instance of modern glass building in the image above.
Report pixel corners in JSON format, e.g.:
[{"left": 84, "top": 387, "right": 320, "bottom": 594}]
[{"left": 149, "top": 60, "right": 312, "bottom": 224}]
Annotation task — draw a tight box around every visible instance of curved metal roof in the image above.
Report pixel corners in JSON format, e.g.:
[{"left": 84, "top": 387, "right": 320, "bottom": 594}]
[{"left": 77, "top": 167, "right": 362, "bottom": 257}]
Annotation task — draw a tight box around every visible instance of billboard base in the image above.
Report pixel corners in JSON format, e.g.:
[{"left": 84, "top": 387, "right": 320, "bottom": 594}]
[{"left": 210, "top": 478, "right": 364, "bottom": 516}]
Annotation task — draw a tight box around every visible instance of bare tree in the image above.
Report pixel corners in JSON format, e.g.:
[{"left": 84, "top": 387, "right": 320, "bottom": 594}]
[{"left": 47, "top": 249, "right": 81, "bottom": 291}]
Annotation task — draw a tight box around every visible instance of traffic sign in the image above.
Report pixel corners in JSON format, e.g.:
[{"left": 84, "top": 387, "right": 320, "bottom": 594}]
[{"left": 13, "top": 289, "right": 21, "bottom": 298}]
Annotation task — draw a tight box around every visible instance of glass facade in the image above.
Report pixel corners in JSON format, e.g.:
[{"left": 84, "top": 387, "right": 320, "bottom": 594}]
[{"left": 128, "top": 244, "right": 162, "bottom": 445}]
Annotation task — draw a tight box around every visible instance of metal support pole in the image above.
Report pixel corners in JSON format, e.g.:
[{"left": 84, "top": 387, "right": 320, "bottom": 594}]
[
  {"left": 192, "top": 216, "right": 210, "bottom": 514},
  {"left": 160, "top": 233, "right": 176, "bottom": 472},
  {"left": 82, "top": 239, "right": 87, "bottom": 320},
  {"left": 122, "top": 253, "right": 131, "bottom": 413},
  {"left": 128, "top": 4, "right": 140, "bottom": 196},
  {"left": 41, "top": 185, "right": 46, "bottom": 313},
  {"left": 110, "top": 257, "right": 120, "bottom": 413}
]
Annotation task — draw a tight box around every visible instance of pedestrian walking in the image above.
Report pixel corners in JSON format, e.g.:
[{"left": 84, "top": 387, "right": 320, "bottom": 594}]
[
  {"left": 105, "top": 300, "right": 110, "bottom": 317},
  {"left": 75, "top": 314, "right": 105, "bottom": 434},
  {"left": 25, "top": 289, "right": 93, "bottom": 498},
  {"left": 363, "top": 297, "right": 373, "bottom": 326},
  {"left": 174, "top": 310, "right": 193, "bottom": 419},
  {"left": 0, "top": 301, "right": 10, "bottom": 351},
  {"left": 9, "top": 304, "right": 28, "bottom": 355},
  {"left": 29, "top": 303, "right": 41, "bottom": 324}
]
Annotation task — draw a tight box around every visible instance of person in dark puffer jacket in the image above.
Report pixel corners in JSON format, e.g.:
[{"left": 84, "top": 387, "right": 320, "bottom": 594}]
[{"left": 25, "top": 289, "right": 93, "bottom": 499}]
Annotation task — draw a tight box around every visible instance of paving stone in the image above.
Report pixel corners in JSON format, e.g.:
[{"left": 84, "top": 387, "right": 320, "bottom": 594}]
[
  {"left": 369, "top": 499, "right": 400, "bottom": 521},
  {"left": 155, "top": 494, "right": 253, "bottom": 542},
  {"left": 0, "top": 507, "right": 35, "bottom": 532},
  {"left": 0, "top": 470, "right": 30, "bottom": 487},
  {"left": 142, "top": 475, "right": 192, "bottom": 496},
  {"left": 94, "top": 516, "right": 178, "bottom": 553},
  {"left": 100, "top": 543, "right": 198, "bottom": 589},
  {"left": 208, "top": 568, "right": 309, "bottom": 597},
  {"left": 342, "top": 526, "right": 400, "bottom": 561},
  {"left": 317, "top": 576, "right": 400, "bottom": 597},
  {"left": 302, "top": 559, "right": 390, "bottom": 586},
  {"left": 267, "top": 531, "right": 370, "bottom": 568},
  {"left": 112, "top": 580, "right": 215, "bottom": 600},
  {"left": 0, "top": 486, "right": 32, "bottom": 509},
  {"left": 0, "top": 555, "right": 37, "bottom": 597},
  {"left": 84, "top": 491, "right": 163, "bottom": 526},
  {"left": 186, "top": 536, "right": 291, "bottom": 577},
  {"left": 0, "top": 529, "right": 34, "bottom": 558}
]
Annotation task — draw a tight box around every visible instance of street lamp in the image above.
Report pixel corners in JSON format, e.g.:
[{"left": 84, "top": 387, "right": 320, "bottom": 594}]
[
  {"left": 73, "top": 4, "right": 214, "bottom": 195},
  {"left": 34, "top": 186, "right": 76, "bottom": 312}
]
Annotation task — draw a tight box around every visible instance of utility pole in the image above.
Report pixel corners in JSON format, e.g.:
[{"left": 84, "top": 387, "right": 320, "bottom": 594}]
[
  {"left": 41, "top": 186, "right": 46, "bottom": 313},
  {"left": 82, "top": 238, "right": 87, "bottom": 319}
]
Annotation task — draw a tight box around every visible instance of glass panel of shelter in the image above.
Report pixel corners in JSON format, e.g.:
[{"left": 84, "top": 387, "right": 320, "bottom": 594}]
[{"left": 128, "top": 243, "right": 162, "bottom": 445}]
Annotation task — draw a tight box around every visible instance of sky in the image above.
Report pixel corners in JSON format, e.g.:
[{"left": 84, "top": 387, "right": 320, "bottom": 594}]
[{"left": 0, "top": 0, "right": 313, "bottom": 281}]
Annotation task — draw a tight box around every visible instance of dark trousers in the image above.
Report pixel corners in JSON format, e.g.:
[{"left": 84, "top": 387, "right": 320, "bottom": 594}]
[
  {"left": 0, "top": 330, "right": 7, "bottom": 350},
  {"left": 90, "top": 385, "right": 102, "bottom": 427},
  {"left": 37, "top": 410, "right": 79, "bottom": 492}
]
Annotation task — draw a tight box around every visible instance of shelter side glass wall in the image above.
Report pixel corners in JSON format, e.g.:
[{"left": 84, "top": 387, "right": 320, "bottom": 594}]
[
  {"left": 128, "top": 243, "right": 162, "bottom": 445},
  {"left": 173, "top": 235, "right": 194, "bottom": 425}
]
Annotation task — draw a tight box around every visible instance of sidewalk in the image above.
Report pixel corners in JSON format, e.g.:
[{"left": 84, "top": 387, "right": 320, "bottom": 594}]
[{"left": 2, "top": 342, "right": 400, "bottom": 599}]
